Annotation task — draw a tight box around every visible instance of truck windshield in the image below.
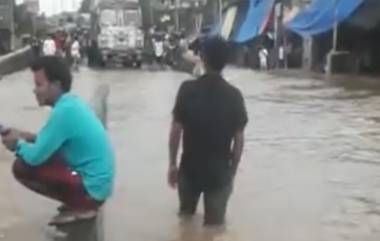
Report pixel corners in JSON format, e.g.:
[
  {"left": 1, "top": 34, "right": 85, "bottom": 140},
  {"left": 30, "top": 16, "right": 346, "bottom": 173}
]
[
  {"left": 123, "top": 9, "right": 141, "bottom": 26},
  {"left": 100, "top": 9, "right": 118, "bottom": 26},
  {"left": 100, "top": 9, "right": 140, "bottom": 27}
]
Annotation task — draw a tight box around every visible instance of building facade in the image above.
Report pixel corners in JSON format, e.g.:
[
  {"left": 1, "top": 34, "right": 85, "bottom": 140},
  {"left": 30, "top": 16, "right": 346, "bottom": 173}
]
[{"left": 24, "top": 0, "right": 39, "bottom": 15}]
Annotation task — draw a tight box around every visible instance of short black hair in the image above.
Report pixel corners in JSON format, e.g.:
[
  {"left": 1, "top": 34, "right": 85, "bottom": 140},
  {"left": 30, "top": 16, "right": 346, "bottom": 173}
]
[
  {"left": 188, "top": 38, "right": 201, "bottom": 55},
  {"left": 200, "top": 35, "right": 230, "bottom": 72},
  {"left": 30, "top": 56, "right": 72, "bottom": 92}
]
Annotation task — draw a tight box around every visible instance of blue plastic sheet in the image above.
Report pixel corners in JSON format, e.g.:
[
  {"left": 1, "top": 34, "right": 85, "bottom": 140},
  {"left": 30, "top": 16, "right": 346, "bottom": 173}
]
[
  {"left": 286, "top": 0, "right": 364, "bottom": 36},
  {"left": 233, "top": 0, "right": 275, "bottom": 43}
]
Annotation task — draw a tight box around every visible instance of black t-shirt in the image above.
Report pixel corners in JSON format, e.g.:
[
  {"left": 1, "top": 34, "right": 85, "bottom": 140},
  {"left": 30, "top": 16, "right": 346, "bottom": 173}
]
[{"left": 173, "top": 73, "right": 248, "bottom": 190}]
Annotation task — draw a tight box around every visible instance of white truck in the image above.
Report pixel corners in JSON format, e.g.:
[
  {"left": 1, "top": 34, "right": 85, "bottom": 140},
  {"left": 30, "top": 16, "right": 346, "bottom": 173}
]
[{"left": 93, "top": 0, "right": 144, "bottom": 67}]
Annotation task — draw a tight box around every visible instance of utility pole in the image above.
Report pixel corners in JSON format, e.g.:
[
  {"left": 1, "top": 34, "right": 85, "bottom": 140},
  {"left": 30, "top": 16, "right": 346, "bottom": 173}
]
[
  {"left": 332, "top": 0, "right": 338, "bottom": 52},
  {"left": 218, "top": 0, "right": 223, "bottom": 23},
  {"left": 11, "top": 0, "right": 15, "bottom": 51},
  {"left": 175, "top": 0, "right": 180, "bottom": 31},
  {"left": 327, "top": 0, "right": 339, "bottom": 76},
  {"left": 274, "top": 2, "right": 283, "bottom": 69}
]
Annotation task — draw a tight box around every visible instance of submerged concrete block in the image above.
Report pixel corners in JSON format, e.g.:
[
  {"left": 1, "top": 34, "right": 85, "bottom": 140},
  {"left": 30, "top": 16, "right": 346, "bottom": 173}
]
[{"left": 50, "top": 85, "right": 110, "bottom": 241}]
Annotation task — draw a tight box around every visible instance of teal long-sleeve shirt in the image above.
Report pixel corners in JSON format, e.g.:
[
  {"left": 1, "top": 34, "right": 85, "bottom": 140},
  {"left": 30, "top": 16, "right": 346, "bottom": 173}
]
[{"left": 16, "top": 93, "right": 115, "bottom": 201}]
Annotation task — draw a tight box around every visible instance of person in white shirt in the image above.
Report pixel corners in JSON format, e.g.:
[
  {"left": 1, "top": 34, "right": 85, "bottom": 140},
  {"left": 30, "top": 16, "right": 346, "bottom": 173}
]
[
  {"left": 279, "top": 45, "right": 285, "bottom": 68},
  {"left": 259, "top": 47, "right": 269, "bottom": 71},
  {"left": 153, "top": 37, "right": 164, "bottom": 64},
  {"left": 42, "top": 35, "right": 56, "bottom": 56},
  {"left": 71, "top": 37, "right": 81, "bottom": 71}
]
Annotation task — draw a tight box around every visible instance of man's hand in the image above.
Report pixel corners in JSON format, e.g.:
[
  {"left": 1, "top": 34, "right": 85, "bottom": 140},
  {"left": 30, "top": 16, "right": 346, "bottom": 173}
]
[
  {"left": 2, "top": 129, "right": 20, "bottom": 151},
  {"left": 167, "top": 165, "right": 179, "bottom": 189}
]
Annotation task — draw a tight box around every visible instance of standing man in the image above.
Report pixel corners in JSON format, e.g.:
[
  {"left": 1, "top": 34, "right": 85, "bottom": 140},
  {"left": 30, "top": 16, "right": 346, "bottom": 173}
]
[
  {"left": 259, "top": 46, "right": 269, "bottom": 71},
  {"left": 1, "top": 56, "right": 115, "bottom": 225},
  {"left": 42, "top": 34, "right": 56, "bottom": 56},
  {"left": 168, "top": 36, "right": 248, "bottom": 226},
  {"left": 71, "top": 36, "right": 81, "bottom": 71},
  {"left": 153, "top": 34, "right": 165, "bottom": 68}
]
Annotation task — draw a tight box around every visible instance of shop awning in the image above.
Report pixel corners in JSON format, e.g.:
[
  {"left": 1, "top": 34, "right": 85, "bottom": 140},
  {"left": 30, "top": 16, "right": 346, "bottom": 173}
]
[
  {"left": 286, "top": 0, "right": 364, "bottom": 37},
  {"left": 233, "top": 0, "right": 275, "bottom": 43}
]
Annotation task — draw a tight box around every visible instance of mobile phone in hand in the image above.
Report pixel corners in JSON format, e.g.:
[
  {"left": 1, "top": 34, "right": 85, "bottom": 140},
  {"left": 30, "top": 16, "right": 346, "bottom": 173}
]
[{"left": 0, "top": 124, "right": 10, "bottom": 136}]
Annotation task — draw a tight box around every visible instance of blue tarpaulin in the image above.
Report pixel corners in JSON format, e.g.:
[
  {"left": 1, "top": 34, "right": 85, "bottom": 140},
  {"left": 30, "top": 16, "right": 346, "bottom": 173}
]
[
  {"left": 286, "top": 0, "right": 365, "bottom": 36},
  {"left": 233, "top": 0, "right": 275, "bottom": 43}
]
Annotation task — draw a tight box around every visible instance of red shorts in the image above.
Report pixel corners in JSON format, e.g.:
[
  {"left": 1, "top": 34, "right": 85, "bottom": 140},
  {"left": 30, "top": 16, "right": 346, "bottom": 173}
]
[{"left": 13, "top": 153, "right": 102, "bottom": 210}]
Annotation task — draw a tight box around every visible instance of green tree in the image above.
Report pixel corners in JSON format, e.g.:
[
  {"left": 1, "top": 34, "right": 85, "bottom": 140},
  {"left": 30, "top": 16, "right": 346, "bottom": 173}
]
[
  {"left": 139, "top": 0, "right": 153, "bottom": 30},
  {"left": 79, "top": 0, "right": 92, "bottom": 13},
  {"left": 14, "top": 3, "right": 34, "bottom": 35}
]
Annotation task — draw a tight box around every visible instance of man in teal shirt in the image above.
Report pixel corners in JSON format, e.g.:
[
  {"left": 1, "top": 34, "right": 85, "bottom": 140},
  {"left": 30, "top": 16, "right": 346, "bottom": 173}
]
[{"left": 1, "top": 56, "right": 115, "bottom": 225}]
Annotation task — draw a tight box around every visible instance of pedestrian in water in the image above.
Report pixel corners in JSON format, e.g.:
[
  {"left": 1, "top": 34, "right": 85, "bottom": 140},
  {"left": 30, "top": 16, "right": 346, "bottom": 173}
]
[
  {"left": 71, "top": 36, "right": 81, "bottom": 71},
  {"left": 168, "top": 36, "right": 248, "bottom": 226},
  {"left": 42, "top": 34, "right": 56, "bottom": 56},
  {"left": 1, "top": 56, "right": 115, "bottom": 225},
  {"left": 259, "top": 46, "right": 269, "bottom": 71}
]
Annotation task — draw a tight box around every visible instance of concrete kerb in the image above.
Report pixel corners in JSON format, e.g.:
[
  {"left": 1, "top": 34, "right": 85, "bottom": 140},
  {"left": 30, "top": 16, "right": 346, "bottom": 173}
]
[
  {"left": 0, "top": 47, "right": 32, "bottom": 77},
  {"left": 89, "top": 84, "right": 109, "bottom": 241},
  {"left": 90, "top": 84, "right": 110, "bottom": 129}
]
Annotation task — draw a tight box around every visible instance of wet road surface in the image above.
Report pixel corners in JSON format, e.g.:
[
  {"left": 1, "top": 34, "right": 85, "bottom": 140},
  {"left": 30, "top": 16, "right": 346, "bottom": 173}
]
[{"left": 1, "top": 67, "right": 380, "bottom": 241}]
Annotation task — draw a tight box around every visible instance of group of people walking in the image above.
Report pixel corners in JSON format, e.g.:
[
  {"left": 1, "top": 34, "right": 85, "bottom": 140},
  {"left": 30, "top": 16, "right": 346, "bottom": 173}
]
[
  {"left": 33, "top": 31, "right": 86, "bottom": 71},
  {"left": 1, "top": 36, "right": 248, "bottom": 229}
]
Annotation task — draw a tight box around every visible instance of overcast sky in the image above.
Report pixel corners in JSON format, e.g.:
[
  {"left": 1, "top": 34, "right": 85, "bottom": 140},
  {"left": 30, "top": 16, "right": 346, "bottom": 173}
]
[{"left": 17, "top": 0, "right": 82, "bottom": 16}]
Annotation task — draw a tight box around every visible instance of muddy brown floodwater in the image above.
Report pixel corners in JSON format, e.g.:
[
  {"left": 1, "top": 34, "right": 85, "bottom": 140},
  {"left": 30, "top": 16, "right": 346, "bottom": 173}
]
[{"left": 1, "top": 67, "right": 380, "bottom": 241}]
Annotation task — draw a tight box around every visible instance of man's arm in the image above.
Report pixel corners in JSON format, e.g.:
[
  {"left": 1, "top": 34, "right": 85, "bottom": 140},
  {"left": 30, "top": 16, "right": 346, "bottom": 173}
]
[
  {"left": 168, "top": 82, "right": 187, "bottom": 188},
  {"left": 169, "top": 119, "right": 183, "bottom": 168},
  {"left": 231, "top": 89, "right": 248, "bottom": 177},
  {"left": 231, "top": 129, "right": 245, "bottom": 177},
  {"left": 16, "top": 108, "right": 70, "bottom": 166},
  {"left": 168, "top": 119, "right": 183, "bottom": 188}
]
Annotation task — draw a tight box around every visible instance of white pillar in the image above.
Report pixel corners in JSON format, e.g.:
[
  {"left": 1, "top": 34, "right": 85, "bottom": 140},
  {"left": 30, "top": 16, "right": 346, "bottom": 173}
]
[{"left": 332, "top": 0, "right": 338, "bottom": 52}]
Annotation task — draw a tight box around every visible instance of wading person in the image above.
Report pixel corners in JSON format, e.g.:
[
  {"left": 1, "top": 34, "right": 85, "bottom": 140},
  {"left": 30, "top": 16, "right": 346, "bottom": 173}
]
[
  {"left": 71, "top": 36, "right": 81, "bottom": 71},
  {"left": 42, "top": 34, "right": 56, "bottom": 57},
  {"left": 1, "top": 56, "right": 115, "bottom": 225},
  {"left": 168, "top": 36, "right": 248, "bottom": 226}
]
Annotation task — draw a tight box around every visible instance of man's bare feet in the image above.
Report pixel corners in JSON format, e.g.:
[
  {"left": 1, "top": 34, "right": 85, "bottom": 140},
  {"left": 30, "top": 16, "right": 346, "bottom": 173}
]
[{"left": 49, "top": 209, "right": 98, "bottom": 226}]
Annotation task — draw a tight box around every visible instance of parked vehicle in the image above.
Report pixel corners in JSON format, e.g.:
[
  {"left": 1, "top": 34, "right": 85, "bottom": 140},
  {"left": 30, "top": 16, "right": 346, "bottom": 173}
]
[{"left": 91, "top": 0, "right": 144, "bottom": 67}]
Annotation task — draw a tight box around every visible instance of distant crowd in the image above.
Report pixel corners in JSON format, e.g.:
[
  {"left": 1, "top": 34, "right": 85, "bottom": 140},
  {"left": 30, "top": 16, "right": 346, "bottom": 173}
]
[{"left": 31, "top": 30, "right": 90, "bottom": 71}]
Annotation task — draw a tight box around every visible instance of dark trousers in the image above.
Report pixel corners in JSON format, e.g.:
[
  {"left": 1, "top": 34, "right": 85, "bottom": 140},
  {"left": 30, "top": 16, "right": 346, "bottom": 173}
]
[
  {"left": 178, "top": 171, "right": 232, "bottom": 226},
  {"left": 13, "top": 154, "right": 101, "bottom": 211}
]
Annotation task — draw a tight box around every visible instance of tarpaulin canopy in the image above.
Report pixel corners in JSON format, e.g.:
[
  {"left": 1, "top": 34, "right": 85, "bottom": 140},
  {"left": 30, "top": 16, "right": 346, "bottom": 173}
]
[
  {"left": 286, "top": 0, "right": 364, "bottom": 37},
  {"left": 233, "top": 0, "right": 275, "bottom": 43}
]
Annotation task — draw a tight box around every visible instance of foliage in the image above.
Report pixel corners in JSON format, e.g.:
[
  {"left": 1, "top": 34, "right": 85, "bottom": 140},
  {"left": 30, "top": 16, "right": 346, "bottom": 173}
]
[
  {"left": 14, "top": 3, "right": 34, "bottom": 35},
  {"left": 79, "top": 0, "right": 92, "bottom": 13}
]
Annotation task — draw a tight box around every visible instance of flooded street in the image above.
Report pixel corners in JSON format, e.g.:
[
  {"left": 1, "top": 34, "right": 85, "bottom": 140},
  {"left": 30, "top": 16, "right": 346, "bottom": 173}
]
[{"left": 1, "top": 67, "right": 380, "bottom": 240}]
